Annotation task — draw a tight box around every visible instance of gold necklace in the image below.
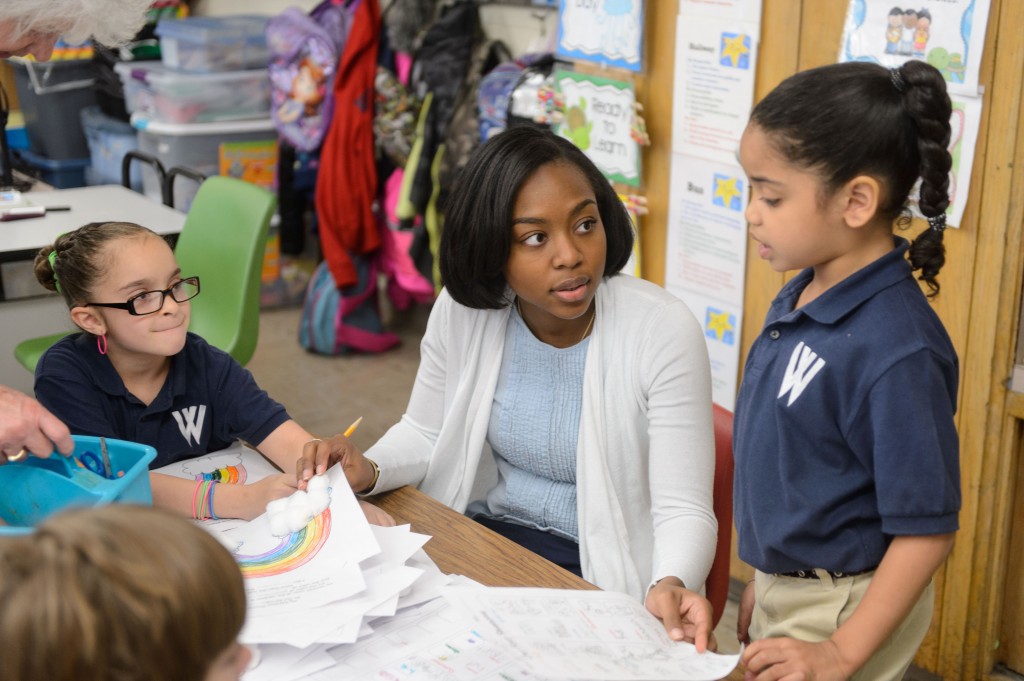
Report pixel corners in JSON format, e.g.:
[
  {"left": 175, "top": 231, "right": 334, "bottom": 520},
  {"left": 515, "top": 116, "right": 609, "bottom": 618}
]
[{"left": 516, "top": 298, "right": 596, "bottom": 344}]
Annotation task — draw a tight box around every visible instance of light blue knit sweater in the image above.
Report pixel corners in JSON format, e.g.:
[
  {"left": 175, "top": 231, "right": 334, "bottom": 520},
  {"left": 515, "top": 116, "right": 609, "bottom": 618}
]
[{"left": 466, "top": 310, "right": 588, "bottom": 540}]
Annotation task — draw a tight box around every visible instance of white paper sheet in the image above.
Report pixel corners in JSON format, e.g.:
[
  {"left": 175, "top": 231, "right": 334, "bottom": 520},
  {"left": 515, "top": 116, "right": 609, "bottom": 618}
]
[
  {"left": 664, "top": 153, "right": 748, "bottom": 410},
  {"left": 672, "top": 13, "right": 759, "bottom": 164},
  {"left": 243, "top": 644, "right": 335, "bottom": 681},
  {"left": 316, "top": 598, "right": 566, "bottom": 681},
  {"left": 443, "top": 586, "right": 741, "bottom": 681}
]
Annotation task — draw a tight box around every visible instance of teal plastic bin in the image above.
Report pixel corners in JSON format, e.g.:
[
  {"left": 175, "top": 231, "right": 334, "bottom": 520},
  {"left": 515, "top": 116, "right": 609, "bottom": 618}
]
[{"left": 0, "top": 435, "right": 156, "bottom": 535}]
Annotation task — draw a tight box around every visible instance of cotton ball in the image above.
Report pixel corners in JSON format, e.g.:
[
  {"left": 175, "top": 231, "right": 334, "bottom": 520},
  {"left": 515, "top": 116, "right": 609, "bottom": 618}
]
[
  {"left": 307, "top": 474, "right": 329, "bottom": 494},
  {"left": 266, "top": 497, "right": 289, "bottom": 516},
  {"left": 286, "top": 492, "right": 313, "bottom": 531},
  {"left": 287, "top": 504, "right": 312, "bottom": 533},
  {"left": 307, "top": 491, "right": 329, "bottom": 515},
  {"left": 269, "top": 513, "right": 291, "bottom": 537}
]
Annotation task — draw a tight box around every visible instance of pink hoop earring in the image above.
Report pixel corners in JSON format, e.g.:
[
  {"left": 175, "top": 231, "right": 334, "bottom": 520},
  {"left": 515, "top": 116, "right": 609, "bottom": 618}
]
[{"left": 97, "top": 334, "right": 108, "bottom": 355}]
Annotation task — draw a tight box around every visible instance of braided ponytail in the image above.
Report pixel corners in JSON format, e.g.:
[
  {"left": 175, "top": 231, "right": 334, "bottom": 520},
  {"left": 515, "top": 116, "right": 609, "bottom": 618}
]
[
  {"left": 896, "top": 60, "right": 953, "bottom": 295},
  {"left": 749, "top": 60, "right": 953, "bottom": 296}
]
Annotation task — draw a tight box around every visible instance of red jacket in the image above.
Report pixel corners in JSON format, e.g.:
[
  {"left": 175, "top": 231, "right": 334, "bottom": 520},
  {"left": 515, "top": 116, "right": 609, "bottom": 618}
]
[{"left": 315, "top": 0, "right": 381, "bottom": 288}]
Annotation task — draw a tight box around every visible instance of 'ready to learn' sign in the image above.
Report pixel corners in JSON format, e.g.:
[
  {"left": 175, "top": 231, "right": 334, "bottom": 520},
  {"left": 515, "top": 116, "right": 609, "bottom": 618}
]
[{"left": 555, "top": 70, "right": 641, "bottom": 187}]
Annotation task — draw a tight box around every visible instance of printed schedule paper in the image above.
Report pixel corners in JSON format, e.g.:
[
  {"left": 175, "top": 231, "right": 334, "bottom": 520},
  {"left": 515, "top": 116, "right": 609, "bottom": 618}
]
[{"left": 444, "top": 586, "right": 741, "bottom": 680}]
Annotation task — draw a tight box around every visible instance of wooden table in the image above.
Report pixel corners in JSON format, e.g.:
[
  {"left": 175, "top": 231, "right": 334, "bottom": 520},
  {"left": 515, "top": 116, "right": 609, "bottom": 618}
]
[
  {"left": 372, "top": 486, "right": 746, "bottom": 680},
  {"left": 373, "top": 485, "right": 598, "bottom": 590}
]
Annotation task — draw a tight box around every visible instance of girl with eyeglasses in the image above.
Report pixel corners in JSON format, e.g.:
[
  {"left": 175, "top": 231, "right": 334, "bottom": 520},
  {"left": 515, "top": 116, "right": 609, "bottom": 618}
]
[{"left": 32, "top": 221, "right": 394, "bottom": 525}]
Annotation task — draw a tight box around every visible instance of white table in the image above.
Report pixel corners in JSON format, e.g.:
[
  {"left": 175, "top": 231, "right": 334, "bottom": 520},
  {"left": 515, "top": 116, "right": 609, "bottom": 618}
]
[
  {"left": 2, "top": 184, "right": 185, "bottom": 257},
  {"left": 0, "top": 185, "right": 186, "bottom": 392}
]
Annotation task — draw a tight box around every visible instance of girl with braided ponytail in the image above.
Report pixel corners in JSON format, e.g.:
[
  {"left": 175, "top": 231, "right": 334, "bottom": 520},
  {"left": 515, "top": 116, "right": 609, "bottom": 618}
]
[{"left": 733, "top": 60, "right": 959, "bottom": 680}]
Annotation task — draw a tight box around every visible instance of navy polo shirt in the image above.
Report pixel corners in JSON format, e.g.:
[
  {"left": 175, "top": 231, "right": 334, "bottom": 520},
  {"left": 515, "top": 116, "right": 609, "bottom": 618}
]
[
  {"left": 734, "top": 237, "right": 960, "bottom": 575},
  {"left": 35, "top": 332, "right": 290, "bottom": 469}
]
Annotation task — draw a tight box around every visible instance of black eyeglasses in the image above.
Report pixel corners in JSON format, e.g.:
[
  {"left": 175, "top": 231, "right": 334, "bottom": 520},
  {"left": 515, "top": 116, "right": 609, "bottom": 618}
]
[{"left": 86, "top": 277, "right": 201, "bottom": 316}]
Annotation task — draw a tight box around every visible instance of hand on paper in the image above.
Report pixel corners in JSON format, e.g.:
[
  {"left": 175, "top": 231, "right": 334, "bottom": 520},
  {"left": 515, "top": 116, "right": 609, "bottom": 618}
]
[
  {"left": 737, "top": 578, "right": 756, "bottom": 645},
  {"left": 296, "top": 435, "right": 375, "bottom": 493},
  {"left": 644, "top": 576, "right": 716, "bottom": 652},
  {"left": 742, "top": 637, "right": 850, "bottom": 681},
  {"left": 359, "top": 499, "right": 396, "bottom": 527}
]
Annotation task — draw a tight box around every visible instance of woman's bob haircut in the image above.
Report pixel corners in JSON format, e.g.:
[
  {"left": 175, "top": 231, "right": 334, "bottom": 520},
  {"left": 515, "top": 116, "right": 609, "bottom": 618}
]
[{"left": 439, "top": 125, "right": 635, "bottom": 309}]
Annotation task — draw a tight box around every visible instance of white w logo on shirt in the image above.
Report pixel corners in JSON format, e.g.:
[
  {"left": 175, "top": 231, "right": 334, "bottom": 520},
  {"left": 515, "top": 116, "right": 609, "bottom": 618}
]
[
  {"left": 172, "top": 405, "right": 207, "bottom": 446},
  {"left": 778, "top": 341, "right": 826, "bottom": 406}
]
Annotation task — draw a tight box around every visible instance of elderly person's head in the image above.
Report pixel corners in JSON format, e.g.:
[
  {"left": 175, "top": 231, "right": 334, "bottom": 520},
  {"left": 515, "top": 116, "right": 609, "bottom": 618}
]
[{"left": 0, "top": 0, "right": 153, "bottom": 60}]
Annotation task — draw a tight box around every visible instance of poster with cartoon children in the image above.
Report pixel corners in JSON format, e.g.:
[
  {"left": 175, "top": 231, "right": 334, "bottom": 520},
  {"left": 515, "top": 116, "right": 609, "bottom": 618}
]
[{"left": 838, "top": 0, "right": 991, "bottom": 96}]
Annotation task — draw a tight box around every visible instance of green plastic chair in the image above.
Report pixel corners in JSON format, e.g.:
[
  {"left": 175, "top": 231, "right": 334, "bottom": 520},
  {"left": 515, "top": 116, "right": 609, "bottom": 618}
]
[
  {"left": 14, "top": 176, "right": 277, "bottom": 373},
  {"left": 173, "top": 176, "right": 276, "bottom": 367}
]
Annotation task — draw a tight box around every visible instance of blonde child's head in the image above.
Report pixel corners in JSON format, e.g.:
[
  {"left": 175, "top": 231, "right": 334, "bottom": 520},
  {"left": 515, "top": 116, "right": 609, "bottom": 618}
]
[{"left": 0, "top": 504, "right": 249, "bottom": 681}]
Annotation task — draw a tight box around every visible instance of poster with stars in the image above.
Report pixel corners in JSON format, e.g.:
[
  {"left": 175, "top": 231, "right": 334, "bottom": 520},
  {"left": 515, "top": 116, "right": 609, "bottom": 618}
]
[
  {"left": 671, "top": 12, "right": 760, "bottom": 164},
  {"left": 665, "top": 153, "right": 748, "bottom": 410}
]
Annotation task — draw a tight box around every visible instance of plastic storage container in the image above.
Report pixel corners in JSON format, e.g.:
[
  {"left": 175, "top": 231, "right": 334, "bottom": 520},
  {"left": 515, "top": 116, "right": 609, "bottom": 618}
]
[
  {"left": 133, "top": 115, "right": 277, "bottom": 210},
  {"left": 0, "top": 435, "right": 157, "bottom": 535},
  {"left": 81, "top": 106, "right": 141, "bottom": 187},
  {"left": 155, "top": 15, "right": 270, "bottom": 73},
  {"left": 10, "top": 59, "right": 98, "bottom": 159},
  {"left": 13, "top": 148, "right": 90, "bottom": 188},
  {"left": 115, "top": 61, "right": 271, "bottom": 124}
]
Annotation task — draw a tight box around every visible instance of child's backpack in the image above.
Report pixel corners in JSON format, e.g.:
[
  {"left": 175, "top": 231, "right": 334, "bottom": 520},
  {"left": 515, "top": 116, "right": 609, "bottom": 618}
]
[
  {"left": 374, "top": 65, "right": 421, "bottom": 169},
  {"left": 477, "top": 53, "right": 557, "bottom": 140},
  {"left": 267, "top": 1, "right": 354, "bottom": 152},
  {"left": 299, "top": 257, "right": 400, "bottom": 355}
]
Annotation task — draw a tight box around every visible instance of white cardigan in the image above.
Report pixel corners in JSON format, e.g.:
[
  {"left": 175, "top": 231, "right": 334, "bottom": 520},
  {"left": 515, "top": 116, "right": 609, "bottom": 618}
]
[{"left": 367, "top": 275, "right": 717, "bottom": 600}]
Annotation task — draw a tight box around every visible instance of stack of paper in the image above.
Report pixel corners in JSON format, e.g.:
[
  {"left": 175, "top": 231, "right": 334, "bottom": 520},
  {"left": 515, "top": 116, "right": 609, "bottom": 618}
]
[
  {"left": 155, "top": 445, "right": 454, "bottom": 681},
  {"left": 158, "top": 445, "right": 740, "bottom": 681}
]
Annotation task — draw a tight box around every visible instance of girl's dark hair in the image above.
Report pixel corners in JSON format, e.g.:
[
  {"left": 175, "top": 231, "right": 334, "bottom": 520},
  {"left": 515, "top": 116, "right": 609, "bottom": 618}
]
[
  {"left": 439, "top": 126, "right": 635, "bottom": 309},
  {"left": 749, "top": 60, "right": 952, "bottom": 294},
  {"left": 34, "top": 221, "right": 156, "bottom": 308}
]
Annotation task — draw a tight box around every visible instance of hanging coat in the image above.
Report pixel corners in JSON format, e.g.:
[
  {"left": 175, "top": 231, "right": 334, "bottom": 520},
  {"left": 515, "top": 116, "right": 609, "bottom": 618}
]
[{"left": 315, "top": 0, "right": 382, "bottom": 289}]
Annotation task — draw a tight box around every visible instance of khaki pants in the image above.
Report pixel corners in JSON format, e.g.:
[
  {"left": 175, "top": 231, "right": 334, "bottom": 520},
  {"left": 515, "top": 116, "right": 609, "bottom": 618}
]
[{"left": 750, "top": 570, "right": 934, "bottom": 681}]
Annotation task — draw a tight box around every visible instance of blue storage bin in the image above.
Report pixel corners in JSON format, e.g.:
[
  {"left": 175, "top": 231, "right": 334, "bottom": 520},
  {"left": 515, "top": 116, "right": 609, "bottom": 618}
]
[
  {"left": 155, "top": 15, "right": 270, "bottom": 73},
  {"left": 0, "top": 435, "right": 156, "bottom": 535},
  {"left": 14, "top": 148, "right": 90, "bottom": 188},
  {"left": 6, "top": 125, "right": 29, "bottom": 151},
  {"left": 80, "top": 105, "right": 141, "bottom": 188}
]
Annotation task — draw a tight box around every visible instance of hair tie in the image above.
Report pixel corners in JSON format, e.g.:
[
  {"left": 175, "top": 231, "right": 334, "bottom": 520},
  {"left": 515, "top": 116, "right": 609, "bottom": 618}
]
[
  {"left": 47, "top": 250, "right": 62, "bottom": 294},
  {"left": 927, "top": 213, "right": 947, "bottom": 232},
  {"left": 890, "top": 67, "right": 906, "bottom": 94}
]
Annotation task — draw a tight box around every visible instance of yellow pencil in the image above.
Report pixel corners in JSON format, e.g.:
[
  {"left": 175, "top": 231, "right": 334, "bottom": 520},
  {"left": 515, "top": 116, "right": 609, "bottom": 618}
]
[{"left": 343, "top": 416, "right": 363, "bottom": 438}]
